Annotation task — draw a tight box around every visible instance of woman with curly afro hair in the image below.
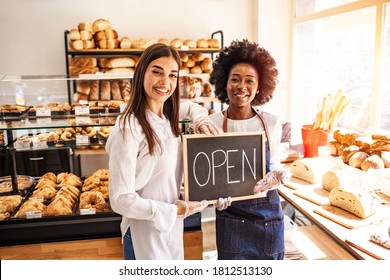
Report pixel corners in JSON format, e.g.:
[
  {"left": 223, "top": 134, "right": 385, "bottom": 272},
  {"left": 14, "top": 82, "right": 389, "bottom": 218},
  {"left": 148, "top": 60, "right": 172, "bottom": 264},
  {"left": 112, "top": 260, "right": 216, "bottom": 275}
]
[{"left": 208, "top": 39, "right": 290, "bottom": 260}]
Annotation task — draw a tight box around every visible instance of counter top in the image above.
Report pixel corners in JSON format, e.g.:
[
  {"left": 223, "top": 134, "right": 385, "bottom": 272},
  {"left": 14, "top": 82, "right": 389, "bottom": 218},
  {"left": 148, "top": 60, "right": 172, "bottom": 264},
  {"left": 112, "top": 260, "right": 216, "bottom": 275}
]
[{"left": 279, "top": 169, "right": 390, "bottom": 260}]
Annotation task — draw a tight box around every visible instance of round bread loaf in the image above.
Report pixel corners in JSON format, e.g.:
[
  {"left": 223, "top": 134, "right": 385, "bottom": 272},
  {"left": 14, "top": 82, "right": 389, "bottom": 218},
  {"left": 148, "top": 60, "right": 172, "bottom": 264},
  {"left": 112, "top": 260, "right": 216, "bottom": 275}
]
[
  {"left": 207, "top": 38, "right": 220, "bottom": 48},
  {"left": 170, "top": 38, "right": 183, "bottom": 49},
  {"left": 196, "top": 39, "right": 209, "bottom": 48},
  {"left": 184, "top": 58, "right": 195, "bottom": 68},
  {"left": 69, "top": 29, "right": 81, "bottom": 40},
  {"left": 92, "top": 19, "right": 113, "bottom": 33},
  {"left": 321, "top": 170, "right": 359, "bottom": 192},
  {"left": 180, "top": 52, "right": 189, "bottom": 63},
  {"left": 120, "top": 37, "right": 131, "bottom": 49},
  {"left": 355, "top": 136, "right": 373, "bottom": 151},
  {"left": 191, "top": 53, "right": 204, "bottom": 62},
  {"left": 361, "top": 154, "right": 385, "bottom": 171},
  {"left": 348, "top": 151, "right": 369, "bottom": 169},
  {"left": 158, "top": 38, "right": 170, "bottom": 46},
  {"left": 131, "top": 38, "right": 151, "bottom": 49},
  {"left": 200, "top": 57, "right": 213, "bottom": 72},
  {"left": 341, "top": 145, "right": 360, "bottom": 163},
  {"left": 190, "top": 65, "right": 203, "bottom": 74},
  {"left": 80, "top": 30, "right": 93, "bottom": 41},
  {"left": 183, "top": 39, "right": 197, "bottom": 49}
]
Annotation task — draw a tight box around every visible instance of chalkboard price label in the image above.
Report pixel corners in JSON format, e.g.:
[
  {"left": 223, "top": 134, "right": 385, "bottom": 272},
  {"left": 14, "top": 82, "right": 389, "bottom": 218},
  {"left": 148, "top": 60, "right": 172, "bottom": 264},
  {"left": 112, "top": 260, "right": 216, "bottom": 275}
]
[{"left": 183, "top": 132, "right": 266, "bottom": 202}]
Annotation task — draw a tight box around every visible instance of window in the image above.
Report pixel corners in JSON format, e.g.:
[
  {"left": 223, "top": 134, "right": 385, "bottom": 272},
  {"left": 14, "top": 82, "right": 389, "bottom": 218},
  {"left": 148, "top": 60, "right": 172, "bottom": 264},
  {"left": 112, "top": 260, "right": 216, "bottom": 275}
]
[{"left": 292, "top": 0, "right": 390, "bottom": 139}]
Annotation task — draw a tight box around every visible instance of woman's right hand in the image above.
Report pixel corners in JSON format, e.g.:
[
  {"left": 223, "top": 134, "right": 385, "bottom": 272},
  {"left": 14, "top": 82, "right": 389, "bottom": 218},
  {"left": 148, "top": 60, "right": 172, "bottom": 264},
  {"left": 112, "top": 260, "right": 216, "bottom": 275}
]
[{"left": 175, "top": 200, "right": 209, "bottom": 218}]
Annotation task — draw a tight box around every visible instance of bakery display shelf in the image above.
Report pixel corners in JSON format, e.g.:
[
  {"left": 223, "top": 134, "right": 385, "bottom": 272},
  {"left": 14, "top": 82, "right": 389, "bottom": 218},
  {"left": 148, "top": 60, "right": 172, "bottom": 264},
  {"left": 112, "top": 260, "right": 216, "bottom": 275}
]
[
  {"left": 0, "top": 114, "right": 117, "bottom": 131},
  {"left": 67, "top": 47, "right": 222, "bottom": 56}
]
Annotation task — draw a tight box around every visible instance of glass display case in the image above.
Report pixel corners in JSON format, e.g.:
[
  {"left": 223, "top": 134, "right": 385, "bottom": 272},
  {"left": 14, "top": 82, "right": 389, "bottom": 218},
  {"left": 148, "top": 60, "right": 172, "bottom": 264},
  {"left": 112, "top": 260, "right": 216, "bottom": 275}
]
[{"left": 0, "top": 74, "right": 200, "bottom": 247}]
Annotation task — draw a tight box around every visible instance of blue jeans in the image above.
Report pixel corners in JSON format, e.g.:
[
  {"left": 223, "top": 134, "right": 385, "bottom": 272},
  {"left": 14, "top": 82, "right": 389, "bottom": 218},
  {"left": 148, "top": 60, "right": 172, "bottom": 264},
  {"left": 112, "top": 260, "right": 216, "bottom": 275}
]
[
  {"left": 215, "top": 189, "right": 284, "bottom": 260},
  {"left": 123, "top": 227, "right": 136, "bottom": 260}
]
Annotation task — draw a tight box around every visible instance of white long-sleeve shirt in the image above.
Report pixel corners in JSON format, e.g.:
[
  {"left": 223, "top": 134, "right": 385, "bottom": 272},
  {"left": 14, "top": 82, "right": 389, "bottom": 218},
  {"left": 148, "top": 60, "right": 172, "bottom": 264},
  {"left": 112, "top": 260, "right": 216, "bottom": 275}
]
[{"left": 106, "top": 111, "right": 183, "bottom": 260}]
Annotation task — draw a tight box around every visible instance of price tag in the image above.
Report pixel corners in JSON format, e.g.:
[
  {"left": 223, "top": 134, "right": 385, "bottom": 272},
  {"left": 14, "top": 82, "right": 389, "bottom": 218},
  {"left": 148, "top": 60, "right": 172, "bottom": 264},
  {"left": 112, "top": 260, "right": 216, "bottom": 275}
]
[
  {"left": 75, "top": 116, "right": 92, "bottom": 125},
  {"left": 14, "top": 141, "right": 31, "bottom": 150},
  {"left": 29, "top": 197, "right": 44, "bottom": 203},
  {"left": 80, "top": 208, "right": 96, "bottom": 215},
  {"left": 120, "top": 103, "right": 127, "bottom": 113},
  {"left": 76, "top": 134, "right": 89, "bottom": 145},
  {"left": 33, "top": 141, "right": 48, "bottom": 149},
  {"left": 36, "top": 117, "right": 52, "bottom": 125},
  {"left": 79, "top": 100, "right": 89, "bottom": 105},
  {"left": 180, "top": 45, "right": 189, "bottom": 51},
  {"left": 36, "top": 107, "right": 51, "bottom": 117},
  {"left": 26, "top": 211, "right": 43, "bottom": 219},
  {"left": 74, "top": 106, "right": 90, "bottom": 115}
]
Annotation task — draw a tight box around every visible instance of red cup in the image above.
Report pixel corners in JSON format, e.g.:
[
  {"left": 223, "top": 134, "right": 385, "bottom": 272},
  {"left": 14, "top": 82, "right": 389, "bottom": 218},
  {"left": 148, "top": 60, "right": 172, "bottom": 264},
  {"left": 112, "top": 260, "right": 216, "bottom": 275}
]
[{"left": 301, "top": 125, "right": 330, "bottom": 157}]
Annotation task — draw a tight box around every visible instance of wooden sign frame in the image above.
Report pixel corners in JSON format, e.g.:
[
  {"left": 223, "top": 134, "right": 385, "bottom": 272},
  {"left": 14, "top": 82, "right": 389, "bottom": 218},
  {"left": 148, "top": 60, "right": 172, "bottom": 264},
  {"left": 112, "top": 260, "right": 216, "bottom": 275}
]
[{"left": 182, "top": 131, "right": 266, "bottom": 203}]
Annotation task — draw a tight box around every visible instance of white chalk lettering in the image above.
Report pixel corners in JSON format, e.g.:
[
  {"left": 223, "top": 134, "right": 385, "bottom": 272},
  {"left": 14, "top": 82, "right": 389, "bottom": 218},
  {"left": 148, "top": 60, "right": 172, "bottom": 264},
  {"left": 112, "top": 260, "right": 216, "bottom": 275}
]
[
  {"left": 193, "top": 152, "right": 211, "bottom": 187},
  {"left": 227, "top": 150, "right": 240, "bottom": 184},
  {"left": 192, "top": 148, "right": 257, "bottom": 187},
  {"left": 242, "top": 149, "right": 256, "bottom": 181},
  {"left": 212, "top": 149, "right": 227, "bottom": 185}
]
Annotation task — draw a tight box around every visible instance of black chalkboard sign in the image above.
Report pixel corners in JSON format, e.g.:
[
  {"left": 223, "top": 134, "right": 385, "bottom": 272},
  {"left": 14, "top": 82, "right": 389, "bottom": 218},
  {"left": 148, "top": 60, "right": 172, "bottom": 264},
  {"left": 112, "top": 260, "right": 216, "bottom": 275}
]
[{"left": 182, "top": 132, "right": 266, "bottom": 202}]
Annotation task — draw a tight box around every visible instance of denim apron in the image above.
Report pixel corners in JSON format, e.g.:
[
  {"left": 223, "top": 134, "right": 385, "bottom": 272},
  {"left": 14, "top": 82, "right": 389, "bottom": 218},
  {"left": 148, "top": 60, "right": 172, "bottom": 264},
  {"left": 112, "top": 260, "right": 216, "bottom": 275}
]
[{"left": 215, "top": 108, "right": 285, "bottom": 260}]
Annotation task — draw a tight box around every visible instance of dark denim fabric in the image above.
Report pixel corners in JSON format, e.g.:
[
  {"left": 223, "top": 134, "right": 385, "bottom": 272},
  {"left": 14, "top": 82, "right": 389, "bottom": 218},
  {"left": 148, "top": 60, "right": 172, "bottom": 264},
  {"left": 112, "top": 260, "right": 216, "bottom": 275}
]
[
  {"left": 215, "top": 141, "right": 284, "bottom": 260},
  {"left": 123, "top": 227, "right": 136, "bottom": 260},
  {"left": 215, "top": 189, "right": 284, "bottom": 260}
]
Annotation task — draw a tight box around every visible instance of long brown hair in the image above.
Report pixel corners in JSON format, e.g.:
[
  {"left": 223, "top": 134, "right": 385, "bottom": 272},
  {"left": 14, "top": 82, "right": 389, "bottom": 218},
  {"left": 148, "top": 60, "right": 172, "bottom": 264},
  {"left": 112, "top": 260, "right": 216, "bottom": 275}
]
[{"left": 119, "top": 43, "right": 181, "bottom": 155}]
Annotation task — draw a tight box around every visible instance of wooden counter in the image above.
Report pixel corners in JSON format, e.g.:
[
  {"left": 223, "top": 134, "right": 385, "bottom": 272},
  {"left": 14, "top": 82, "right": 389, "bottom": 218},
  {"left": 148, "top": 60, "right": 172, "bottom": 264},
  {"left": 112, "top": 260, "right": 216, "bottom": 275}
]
[{"left": 279, "top": 174, "right": 390, "bottom": 260}]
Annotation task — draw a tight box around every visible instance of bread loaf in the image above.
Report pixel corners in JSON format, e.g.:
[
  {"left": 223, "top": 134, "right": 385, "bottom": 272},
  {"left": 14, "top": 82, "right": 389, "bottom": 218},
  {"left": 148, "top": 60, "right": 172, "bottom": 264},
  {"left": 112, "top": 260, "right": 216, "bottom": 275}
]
[
  {"left": 355, "top": 136, "right": 373, "bottom": 151},
  {"left": 190, "top": 65, "right": 202, "bottom": 74},
  {"left": 183, "top": 39, "right": 197, "bottom": 49},
  {"left": 76, "top": 81, "right": 91, "bottom": 95},
  {"left": 119, "top": 79, "right": 131, "bottom": 100},
  {"left": 170, "top": 38, "right": 183, "bottom": 49},
  {"left": 69, "top": 29, "right": 81, "bottom": 40},
  {"left": 83, "top": 40, "right": 95, "bottom": 50},
  {"left": 328, "top": 141, "right": 341, "bottom": 156},
  {"left": 290, "top": 158, "right": 334, "bottom": 184},
  {"left": 329, "top": 186, "right": 380, "bottom": 218},
  {"left": 89, "top": 81, "right": 99, "bottom": 101},
  {"left": 207, "top": 38, "right": 220, "bottom": 48},
  {"left": 180, "top": 52, "right": 189, "bottom": 63},
  {"left": 110, "top": 80, "right": 122, "bottom": 100},
  {"left": 196, "top": 39, "right": 208, "bottom": 48},
  {"left": 341, "top": 145, "right": 360, "bottom": 163},
  {"left": 105, "top": 29, "right": 118, "bottom": 39},
  {"left": 105, "top": 67, "right": 134, "bottom": 74},
  {"left": 333, "top": 128, "right": 360, "bottom": 146},
  {"left": 321, "top": 170, "right": 359, "bottom": 192},
  {"left": 69, "top": 66, "right": 99, "bottom": 75},
  {"left": 131, "top": 38, "right": 151, "bottom": 49},
  {"left": 361, "top": 154, "right": 385, "bottom": 171},
  {"left": 120, "top": 37, "right": 131, "bottom": 49},
  {"left": 184, "top": 58, "right": 195, "bottom": 68},
  {"left": 100, "top": 80, "right": 111, "bottom": 101},
  {"left": 158, "top": 38, "right": 170, "bottom": 46},
  {"left": 107, "top": 39, "right": 120, "bottom": 49},
  {"left": 80, "top": 30, "right": 93, "bottom": 41},
  {"left": 94, "top": 30, "right": 106, "bottom": 41},
  {"left": 191, "top": 53, "right": 204, "bottom": 62},
  {"left": 370, "top": 140, "right": 390, "bottom": 151},
  {"left": 106, "top": 57, "right": 135, "bottom": 68},
  {"left": 69, "top": 57, "right": 97, "bottom": 68},
  {"left": 69, "top": 40, "right": 83, "bottom": 50},
  {"left": 381, "top": 151, "right": 390, "bottom": 168},
  {"left": 372, "top": 130, "right": 390, "bottom": 141},
  {"left": 78, "top": 22, "right": 93, "bottom": 32},
  {"left": 200, "top": 57, "right": 213, "bottom": 72},
  {"left": 348, "top": 151, "right": 369, "bottom": 169},
  {"left": 92, "top": 19, "right": 113, "bottom": 33}
]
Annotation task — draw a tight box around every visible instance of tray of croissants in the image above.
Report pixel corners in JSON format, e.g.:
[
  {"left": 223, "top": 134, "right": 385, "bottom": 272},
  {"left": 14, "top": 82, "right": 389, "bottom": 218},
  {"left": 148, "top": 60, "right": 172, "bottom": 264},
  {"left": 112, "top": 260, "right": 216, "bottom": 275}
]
[{"left": 0, "top": 169, "right": 112, "bottom": 221}]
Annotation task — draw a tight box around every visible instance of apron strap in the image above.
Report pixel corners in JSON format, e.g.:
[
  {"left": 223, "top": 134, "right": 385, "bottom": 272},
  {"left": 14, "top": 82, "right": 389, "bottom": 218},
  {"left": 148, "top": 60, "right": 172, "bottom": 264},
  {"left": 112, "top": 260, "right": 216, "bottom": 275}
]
[{"left": 223, "top": 107, "right": 271, "bottom": 151}]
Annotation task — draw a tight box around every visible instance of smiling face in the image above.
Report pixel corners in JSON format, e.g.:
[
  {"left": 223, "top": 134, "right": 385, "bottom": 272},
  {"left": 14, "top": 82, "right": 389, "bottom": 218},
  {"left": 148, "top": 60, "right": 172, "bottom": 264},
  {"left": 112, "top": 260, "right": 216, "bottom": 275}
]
[
  {"left": 143, "top": 56, "right": 179, "bottom": 116},
  {"left": 226, "top": 62, "right": 259, "bottom": 110}
]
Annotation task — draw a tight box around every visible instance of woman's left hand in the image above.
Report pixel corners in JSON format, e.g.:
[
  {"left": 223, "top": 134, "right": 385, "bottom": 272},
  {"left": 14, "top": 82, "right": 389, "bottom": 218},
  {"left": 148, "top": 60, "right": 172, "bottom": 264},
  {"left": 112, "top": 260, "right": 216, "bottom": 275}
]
[
  {"left": 253, "top": 169, "right": 290, "bottom": 194},
  {"left": 194, "top": 117, "right": 223, "bottom": 135}
]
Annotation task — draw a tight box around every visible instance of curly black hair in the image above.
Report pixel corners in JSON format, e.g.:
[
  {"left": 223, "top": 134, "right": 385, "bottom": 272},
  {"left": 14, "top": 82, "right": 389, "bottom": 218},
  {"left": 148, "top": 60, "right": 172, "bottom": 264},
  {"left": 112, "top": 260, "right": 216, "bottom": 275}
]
[{"left": 209, "top": 39, "right": 279, "bottom": 106}]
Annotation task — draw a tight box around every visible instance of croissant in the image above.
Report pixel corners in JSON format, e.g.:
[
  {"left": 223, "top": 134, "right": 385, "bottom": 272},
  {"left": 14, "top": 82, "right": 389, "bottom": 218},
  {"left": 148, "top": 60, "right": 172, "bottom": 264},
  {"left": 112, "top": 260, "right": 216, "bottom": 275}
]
[{"left": 32, "top": 185, "right": 57, "bottom": 200}]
